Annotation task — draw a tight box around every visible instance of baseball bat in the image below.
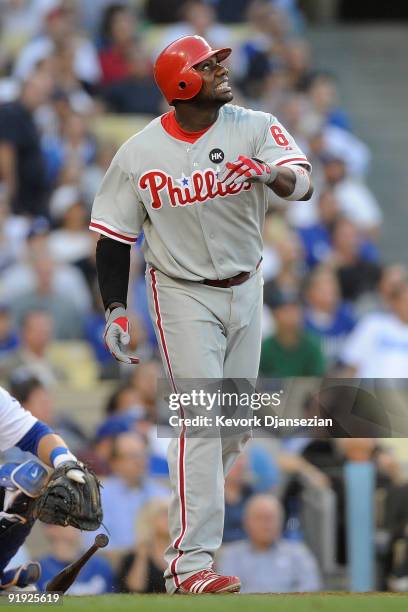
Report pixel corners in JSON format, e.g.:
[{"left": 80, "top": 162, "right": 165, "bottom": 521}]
[{"left": 45, "top": 533, "right": 109, "bottom": 593}]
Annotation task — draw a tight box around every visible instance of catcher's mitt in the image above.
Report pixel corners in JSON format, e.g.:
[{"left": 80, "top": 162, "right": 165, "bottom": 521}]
[{"left": 33, "top": 461, "right": 103, "bottom": 531}]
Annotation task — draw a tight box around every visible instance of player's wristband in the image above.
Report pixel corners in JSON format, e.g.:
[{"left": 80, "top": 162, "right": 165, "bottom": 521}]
[
  {"left": 265, "top": 163, "right": 279, "bottom": 185},
  {"left": 50, "top": 446, "right": 77, "bottom": 469},
  {"left": 283, "top": 165, "right": 311, "bottom": 201}
]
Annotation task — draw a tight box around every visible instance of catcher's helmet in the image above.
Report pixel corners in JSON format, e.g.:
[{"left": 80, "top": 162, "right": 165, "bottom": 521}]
[{"left": 154, "top": 35, "right": 231, "bottom": 105}]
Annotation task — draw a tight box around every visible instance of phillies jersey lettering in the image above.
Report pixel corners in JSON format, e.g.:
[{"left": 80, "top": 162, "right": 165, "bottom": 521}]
[
  {"left": 90, "top": 104, "right": 310, "bottom": 281},
  {"left": 139, "top": 168, "right": 251, "bottom": 209}
]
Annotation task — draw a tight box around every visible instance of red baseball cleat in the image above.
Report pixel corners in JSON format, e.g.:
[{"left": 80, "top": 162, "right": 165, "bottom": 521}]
[{"left": 177, "top": 569, "right": 241, "bottom": 594}]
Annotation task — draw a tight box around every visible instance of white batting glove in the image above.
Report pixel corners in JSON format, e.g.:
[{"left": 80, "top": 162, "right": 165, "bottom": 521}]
[
  {"left": 104, "top": 306, "right": 140, "bottom": 365},
  {"left": 219, "top": 155, "right": 278, "bottom": 187}
]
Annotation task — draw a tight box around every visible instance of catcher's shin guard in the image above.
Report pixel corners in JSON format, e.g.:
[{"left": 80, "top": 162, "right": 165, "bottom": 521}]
[{"left": 0, "top": 562, "right": 41, "bottom": 590}]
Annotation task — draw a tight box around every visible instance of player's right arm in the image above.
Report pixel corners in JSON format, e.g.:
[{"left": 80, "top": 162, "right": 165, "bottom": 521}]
[
  {"left": 89, "top": 149, "right": 147, "bottom": 364},
  {"left": 96, "top": 236, "right": 139, "bottom": 364}
]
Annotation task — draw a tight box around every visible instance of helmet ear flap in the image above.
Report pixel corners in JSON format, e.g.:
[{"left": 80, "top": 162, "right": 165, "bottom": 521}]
[{"left": 175, "top": 68, "right": 202, "bottom": 100}]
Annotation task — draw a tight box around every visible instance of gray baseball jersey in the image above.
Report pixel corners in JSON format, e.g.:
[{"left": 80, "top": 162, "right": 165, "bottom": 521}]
[
  {"left": 90, "top": 104, "right": 310, "bottom": 281},
  {"left": 90, "top": 104, "right": 310, "bottom": 593}
]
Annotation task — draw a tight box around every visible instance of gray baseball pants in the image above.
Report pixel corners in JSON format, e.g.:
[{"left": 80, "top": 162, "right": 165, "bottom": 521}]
[{"left": 146, "top": 265, "right": 263, "bottom": 593}]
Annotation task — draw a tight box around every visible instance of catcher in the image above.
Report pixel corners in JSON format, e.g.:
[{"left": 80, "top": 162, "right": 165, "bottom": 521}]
[{"left": 0, "top": 385, "right": 102, "bottom": 592}]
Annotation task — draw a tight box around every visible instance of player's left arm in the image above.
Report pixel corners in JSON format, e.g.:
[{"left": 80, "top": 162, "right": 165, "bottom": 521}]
[{"left": 220, "top": 114, "right": 313, "bottom": 201}]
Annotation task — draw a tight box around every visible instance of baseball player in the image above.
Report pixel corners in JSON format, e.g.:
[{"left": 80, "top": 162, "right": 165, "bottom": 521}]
[
  {"left": 91, "top": 35, "right": 313, "bottom": 594},
  {"left": 0, "top": 386, "right": 102, "bottom": 592}
]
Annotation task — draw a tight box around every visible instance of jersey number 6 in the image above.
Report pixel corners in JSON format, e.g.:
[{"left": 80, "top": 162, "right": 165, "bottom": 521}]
[{"left": 270, "top": 126, "right": 289, "bottom": 147}]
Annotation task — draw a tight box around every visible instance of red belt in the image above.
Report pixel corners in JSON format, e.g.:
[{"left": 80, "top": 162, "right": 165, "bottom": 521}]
[{"left": 203, "top": 259, "right": 262, "bottom": 288}]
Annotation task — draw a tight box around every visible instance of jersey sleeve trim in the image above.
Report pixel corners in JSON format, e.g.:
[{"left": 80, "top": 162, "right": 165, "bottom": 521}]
[
  {"left": 16, "top": 420, "right": 54, "bottom": 455},
  {"left": 274, "top": 155, "right": 312, "bottom": 170},
  {"left": 0, "top": 391, "right": 38, "bottom": 453},
  {"left": 89, "top": 220, "right": 138, "bottom": 245}
]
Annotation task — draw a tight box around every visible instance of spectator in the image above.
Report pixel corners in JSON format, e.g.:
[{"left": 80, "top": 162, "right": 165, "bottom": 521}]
[
  {"left": 102, "top": 43, "right": 163, "bottom": 115},
  {"left": 0, "top": 219, "right": 92, "bottom": 314},
  {"left": 9, "top": 369, "right": 54, "bottom": 423},
  {"left": 81, "top": 140, "right": 116, "bottom": 210},
  {"left": 0, "top": 0, "right": 42, "bottom": 48},
  {"left": 304, "top": 71, "right": 351, "bottom": 131},
  {"left": 375, "top": 264, "right": 408, "bottom": 312},
  {"left": 214, "top": 0, "right": 253, "bottom": 23},
  {"left": 262, "top": 219, "right": 305, "bottom": 301},
  {"left": 6, "top": 369, "right": 87, "bottom": 457},
  {"left": 59, "top": 111, "right": 96, "bottom": 169},
  {"left": 1, "top": 367, "right": 88, "bottom": 463},
  {"left": 129, "top": 249, "right": 158, "bottom": 350},
  {"left": 14, "top": 3, "right": 101, "bottom": 88},
  {"left": 128, "top": 360, "right": 170, "bottom": 479},
  {"left": 37, "top": 525, "right": 114, "bottom": 594},
  {"left": 50, "top": 39, "right": 95, "bottom": 114},
  {"left": 98, "top": 4, "right": 163, "bottom": 113},
  {"left": 88, "top": 432, "right": 168, "bottom": 557},
  {"left": 0, "top": 184, "right": 29, "bottom": 271},
  {"left": 83, "top": 284, "right": 118, "bottom": 379},
  {"left": 129, "top": 360, "right": 162, "bottom": 421},
  {"left": 330, "top": 216, "right": 382, "bottom": 303},
  {"left": 117, "top": 311, "right": 154, "bottom": 376},
  {"left": 105, "top": 383, "right": 143, "bottom": 416},
  {"left": 0, "top": 304, "right": 19, "bottom": 358},
  {"left": 248, "top": 443, "right": 281, "bottom": 492},
  {"left": 77, "top": 0, "right": 121, "bottom": 36},
  {"left": 98, "top": 4, "right": 139, "bottom": 85},
  {"left": 48, "top": 185, "right": 93, "bottom": 266},
  {"left": 41, "top": 110, "right": 95, "bottom": 188},
  {"left": 224, "top": 453, "right": 255, "bottom": 543},
  {"left": 283, "top": 38, "right": 312, "bottom": 90},
  {"left": 376, "top": 453, "right": 408, "bottom": 591},
  {"left": 144, "top": 0, "right": 188, "bottom": 24},
  {"left": 10, "top": 254, "right": 84, "bottom": 339},
  {"left": 218, "top": 494, "right": 321, "bottom": 592},
  {"left": 94, "top": 364, "right": 169, "bottom": 478},
  {"left": 340, "top": 281, "right": 408, "bottom": 377},
  {"left": 232, "top": 1, "right": 288, "bottom": 104},
  {"left": 297, "top": 186, "right": 378, "bottom": 269},
  {"left": 0, "top": 310, "right": 64, "bottom": 385},
  {"left": 90, "top": 413, "right": 138, "bottom": 475},
  {"left": 303, "top": 266, "right": 355, "bottom": 367},
  {"left": 116, "top": 498, "right": 169, "bottom": 593},
  {"left": 322, "top": 155, "right": 382, "bottom": 236},
  {"left": 296, "top": 189, "right": 338, "bottom": 268},
  {"left": 260, "top": 289, "right": 326, "bottom": 377},
  {"left": 159, "top": 0, "right": 232, "bottom": 56},
  {"left": 0, "top": 68, "right": 52, "bottom": 216}
]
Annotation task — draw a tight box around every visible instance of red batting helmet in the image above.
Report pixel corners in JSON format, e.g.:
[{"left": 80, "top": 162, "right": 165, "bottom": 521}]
[{"left": 154, "top": 35, "right": 231, "bottom": 105}]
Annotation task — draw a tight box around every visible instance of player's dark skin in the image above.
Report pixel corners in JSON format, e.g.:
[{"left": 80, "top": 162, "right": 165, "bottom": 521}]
[{"left": 174, "top": 55, "right": 313, "bottom": 201}]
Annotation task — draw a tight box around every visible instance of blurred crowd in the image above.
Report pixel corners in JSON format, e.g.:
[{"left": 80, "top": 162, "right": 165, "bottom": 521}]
[
  {"left": 5, "top": 372, "right": 408, "bottom": 594},
  {"left": 1, "top": 0, "right": 408, "bottom": 597}
]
